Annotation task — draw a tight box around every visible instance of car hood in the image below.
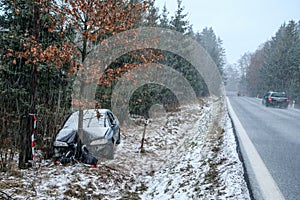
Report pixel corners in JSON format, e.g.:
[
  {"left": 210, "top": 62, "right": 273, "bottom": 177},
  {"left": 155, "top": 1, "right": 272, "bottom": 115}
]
[
  {"left": 55, "top": 128, "right": 77, "bottom": 145},
  {"left": 82, "top": 127, "right": 110, "bottom": 142}
]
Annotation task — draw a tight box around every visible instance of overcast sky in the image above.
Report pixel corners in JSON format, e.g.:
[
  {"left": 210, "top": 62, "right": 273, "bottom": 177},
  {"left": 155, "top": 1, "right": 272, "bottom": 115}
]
[{"left": 154, "top": 0, "right": 300, "bottom": 64}]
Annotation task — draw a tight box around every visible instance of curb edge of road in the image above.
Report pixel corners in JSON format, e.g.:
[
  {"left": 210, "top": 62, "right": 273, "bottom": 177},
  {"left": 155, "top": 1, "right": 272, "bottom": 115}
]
[{"left": 226, "top": 97, "right": 285, "bottom": 200}]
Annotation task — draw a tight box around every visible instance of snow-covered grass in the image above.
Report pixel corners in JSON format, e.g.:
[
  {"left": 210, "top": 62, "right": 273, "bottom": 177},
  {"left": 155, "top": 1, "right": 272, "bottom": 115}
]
[{"left": 0, "top": 97, "right": 250, "bottom": 200}]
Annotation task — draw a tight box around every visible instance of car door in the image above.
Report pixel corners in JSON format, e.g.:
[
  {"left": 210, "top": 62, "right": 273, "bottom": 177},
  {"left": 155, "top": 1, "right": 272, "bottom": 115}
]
[
  {"left": 107, "top": 111, "right": 120, "bottom": 143},
  {"left": 106, "top": 111, "right": 114, "bottom": 127}
]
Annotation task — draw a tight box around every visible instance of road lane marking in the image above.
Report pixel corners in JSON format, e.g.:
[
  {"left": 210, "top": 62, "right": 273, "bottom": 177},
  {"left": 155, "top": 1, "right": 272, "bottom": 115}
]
[{"left": 226, "top": 97, "right": 285, "bottom": 200}]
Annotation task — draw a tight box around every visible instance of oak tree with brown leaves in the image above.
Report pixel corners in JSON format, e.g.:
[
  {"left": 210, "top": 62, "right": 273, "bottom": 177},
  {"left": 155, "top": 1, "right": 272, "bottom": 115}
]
[{"left": 1, "top": 0, "right": 152, "bottom": 168}]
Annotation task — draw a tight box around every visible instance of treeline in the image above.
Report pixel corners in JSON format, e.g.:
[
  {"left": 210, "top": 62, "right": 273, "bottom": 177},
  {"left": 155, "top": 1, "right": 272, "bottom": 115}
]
[
  {"left": 243, "top": 20, "right": 300, "bottom": 101},
  {"left": 0, "top": 0, "right": 225, "bottom": 169},
  {"left": 99, "top": 1, "right": 225, "bottom": 117}
]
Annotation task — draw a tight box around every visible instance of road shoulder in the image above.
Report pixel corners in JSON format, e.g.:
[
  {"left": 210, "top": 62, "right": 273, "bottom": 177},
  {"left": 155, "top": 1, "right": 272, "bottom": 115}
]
[{"left": 226, "top": 97, "right": 285, "bottom": 200}]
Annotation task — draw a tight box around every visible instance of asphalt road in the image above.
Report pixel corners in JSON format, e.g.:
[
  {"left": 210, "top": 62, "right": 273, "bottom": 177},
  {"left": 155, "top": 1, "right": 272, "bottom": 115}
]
[{"left": 227, "top": 92, "right": 300, "bottom": 200}]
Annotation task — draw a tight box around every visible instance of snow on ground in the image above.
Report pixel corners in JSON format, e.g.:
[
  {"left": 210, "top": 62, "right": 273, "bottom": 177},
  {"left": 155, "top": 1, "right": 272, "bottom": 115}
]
[{"left": 0, "top": 97, "right": 250, "bottom": 200}]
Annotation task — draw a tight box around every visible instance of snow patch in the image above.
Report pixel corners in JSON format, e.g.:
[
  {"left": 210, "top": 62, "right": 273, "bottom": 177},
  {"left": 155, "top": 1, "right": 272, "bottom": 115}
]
[{"left": 0, "top": 98, "right": 250, "bottom": 199}]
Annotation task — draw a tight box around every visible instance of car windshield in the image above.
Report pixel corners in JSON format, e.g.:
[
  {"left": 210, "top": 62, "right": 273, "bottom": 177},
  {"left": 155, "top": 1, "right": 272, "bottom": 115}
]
[{"left": 84, "top": 114, "right": 108, "bottom": 128}]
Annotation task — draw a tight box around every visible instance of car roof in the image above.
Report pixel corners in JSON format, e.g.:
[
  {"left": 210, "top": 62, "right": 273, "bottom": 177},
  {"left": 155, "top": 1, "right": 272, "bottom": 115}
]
[
  {"left": 89, "top": 108, "right": 110, "bottom": 113},
  {"left": 267, "top": 91, "right": 286, "bottom": 94},
  {"left": 83, "top": 109, "right": 111, "bottom": 116},
  {"left": 62, "top": 109, "right": 111, "bottom": 126},
  {"left": 68, "top": 109, "right": 111, "bottom": 119},
  {"left": 271, "top": 91, "right": 285, "bottom": 93}
]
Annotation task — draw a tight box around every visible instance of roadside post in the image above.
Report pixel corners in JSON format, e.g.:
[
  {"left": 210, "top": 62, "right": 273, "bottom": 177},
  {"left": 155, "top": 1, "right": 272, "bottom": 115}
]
[
  {"left": 140, "top": 119, "right": 149, "bottom": 153},
  {"left": 292, "top": 100, "right": 295, "bottom": 108},
  {"left": 29, "top": 113, "right": 37, "bottom": 168}
]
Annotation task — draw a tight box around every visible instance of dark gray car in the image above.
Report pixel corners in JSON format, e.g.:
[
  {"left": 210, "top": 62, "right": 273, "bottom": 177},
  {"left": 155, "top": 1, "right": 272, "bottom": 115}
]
[{"left": 262, "top": 91, "right": 290, "bottom": 108}]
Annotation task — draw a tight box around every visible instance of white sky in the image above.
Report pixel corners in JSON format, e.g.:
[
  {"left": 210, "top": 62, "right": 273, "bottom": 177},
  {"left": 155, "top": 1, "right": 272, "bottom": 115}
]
[{"left": 154, "top": 0, "right": 300, "bottom": 64}]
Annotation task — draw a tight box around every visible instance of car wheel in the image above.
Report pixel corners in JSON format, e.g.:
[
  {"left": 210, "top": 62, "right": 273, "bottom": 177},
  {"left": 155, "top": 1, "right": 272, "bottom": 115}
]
[
  {"left": 76, "top": 139, "right": 82, "bottom": 160},
  {"left": 116, "top": 131, "right": 121, "bottom": 144},
  {"left": 112, "top": 130, "right": 121, "bottom": 145}
]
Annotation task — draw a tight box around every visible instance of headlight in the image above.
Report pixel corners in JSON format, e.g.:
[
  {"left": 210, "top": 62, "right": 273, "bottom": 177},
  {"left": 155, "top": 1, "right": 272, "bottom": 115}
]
[
  {"left": 90, "top": 138, "right": 108, "bottom": 145},
  {"left": 53, "top": 141, "right": 69, "bottom": 147}
]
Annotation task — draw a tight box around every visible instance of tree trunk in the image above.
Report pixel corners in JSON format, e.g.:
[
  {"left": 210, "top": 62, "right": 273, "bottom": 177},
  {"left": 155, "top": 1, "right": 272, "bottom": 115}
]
[
  {"left": 19, "top": 64, "right": 37, "bottom": 169},
  {"left": 18, "top": 1, "right": 39, "bottom": 168}
]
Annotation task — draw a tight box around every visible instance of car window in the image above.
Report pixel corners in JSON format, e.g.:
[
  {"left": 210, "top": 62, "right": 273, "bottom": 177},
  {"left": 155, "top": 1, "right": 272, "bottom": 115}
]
[
  {"left": 264, "top": 93, "right": 270, "bottom": 98},
  {"left": 107, "top": 112, "right": 115, "bottom": 125},
  {"left": 97, "top": 114, "right": 110, "bottom": 127},
  {"left": 83, "top": 112, "right": 109, "bottom": 128},
  {"left": 272, "top": 93, "right": 286, "bottom": 97},
  {"left": 84, "top": 116, "right": 101, "bottom": 127}
]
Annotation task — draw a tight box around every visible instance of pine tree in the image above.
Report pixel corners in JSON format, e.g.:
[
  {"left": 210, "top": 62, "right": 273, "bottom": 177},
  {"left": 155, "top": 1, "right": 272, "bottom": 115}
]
[
  {"left": 245, "top": 20, "right": 300, "bottom": 100},
  {"left": 0, "top": 0, "right": 75, "bottom": 168},
  {"left": 263, "top": 21, "right": 300, "bottom": 92},
  {"left": 195, "top": 27, "right": 225, "bottom": 75},
  {"left": 159, "top": 4, "right": 170, "bottom": 28},
  {"left": 170, "top": 0, "right": 191, "bottom": 34},
  {"left": 0, "top": 0, "right": 155, "bottom": 168},
  {"left": 237, "top": 53, "right": 251, "bottom": 94},
  {"left": 143, "top": 0, "right": 160, "bottom": 26}
]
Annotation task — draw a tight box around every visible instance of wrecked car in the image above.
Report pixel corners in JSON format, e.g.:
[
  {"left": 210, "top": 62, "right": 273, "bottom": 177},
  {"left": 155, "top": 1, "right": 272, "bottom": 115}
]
[{"left": 53, "top": 109, "right": 121, "bottom": 165}]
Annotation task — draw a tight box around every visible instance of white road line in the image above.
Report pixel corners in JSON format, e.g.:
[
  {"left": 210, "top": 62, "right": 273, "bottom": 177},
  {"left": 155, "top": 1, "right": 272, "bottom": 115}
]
[{"left": 226, "top": 97, "right": 285, "bottom": 200}]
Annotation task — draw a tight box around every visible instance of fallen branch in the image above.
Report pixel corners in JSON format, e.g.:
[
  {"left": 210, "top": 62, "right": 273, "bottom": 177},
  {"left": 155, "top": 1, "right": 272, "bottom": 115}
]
[{"left": 0, "top": 190, "right": 14, "bottom": 200}]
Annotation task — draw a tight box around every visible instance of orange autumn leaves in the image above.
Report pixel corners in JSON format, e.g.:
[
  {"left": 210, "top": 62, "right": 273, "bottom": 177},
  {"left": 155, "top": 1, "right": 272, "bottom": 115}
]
[
  {"left": 6, "top": 0, "right": 160, "bottom": 108},
  {"left": 57, "top": 0, "right": 148, "bottom": 42},
  {"left": 7, "top": 0, "right": 150, "bottom": 71},
  {"left": 9, "top": 38, "right": 75, "bottom": 70}
]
